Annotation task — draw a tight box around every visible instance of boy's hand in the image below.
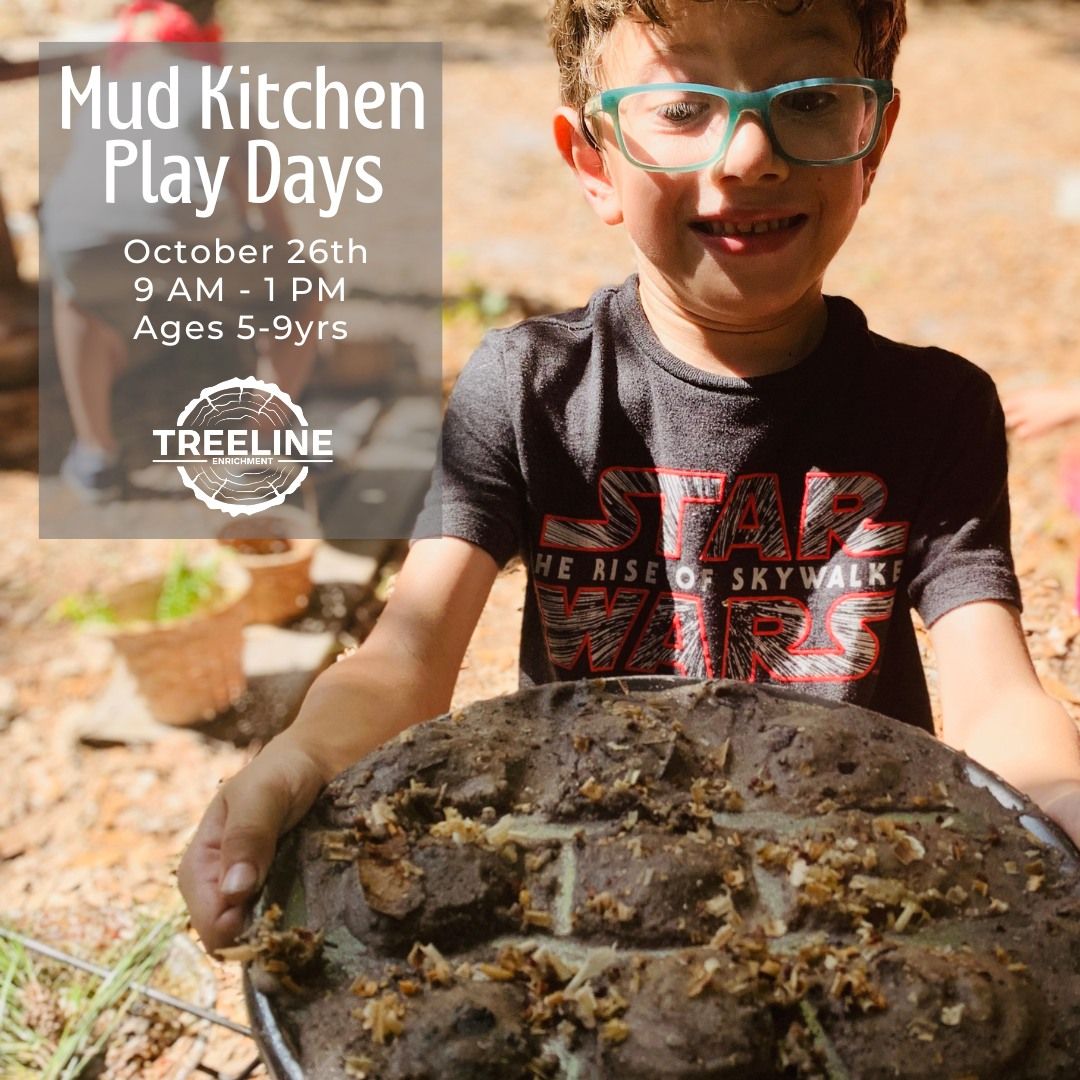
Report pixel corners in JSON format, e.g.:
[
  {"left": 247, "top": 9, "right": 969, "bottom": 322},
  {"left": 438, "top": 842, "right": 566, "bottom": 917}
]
[
  {"left": 1036, "top": 780, "right": 1080, "bottom": 852},
  {"left": 178, "top": 736, "right": 325, "bottom": 954}
]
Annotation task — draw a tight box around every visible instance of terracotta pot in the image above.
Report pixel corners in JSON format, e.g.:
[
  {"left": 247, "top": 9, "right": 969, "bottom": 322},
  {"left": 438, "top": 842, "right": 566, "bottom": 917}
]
[
  {"left": 216, "top": 508, "right": 320, "bottom": 626},
  {"left": 95, "top": 559, "right": 251, "bottom": 726}
]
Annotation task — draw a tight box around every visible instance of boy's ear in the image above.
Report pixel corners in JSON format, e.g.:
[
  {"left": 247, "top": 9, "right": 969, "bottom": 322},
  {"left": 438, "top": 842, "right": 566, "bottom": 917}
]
[
  {"left": 553, "top": 105, "right": 624, "bottom": 226},
  {"left": 861, "top": 89, "right": 901, "bottom": 204}
]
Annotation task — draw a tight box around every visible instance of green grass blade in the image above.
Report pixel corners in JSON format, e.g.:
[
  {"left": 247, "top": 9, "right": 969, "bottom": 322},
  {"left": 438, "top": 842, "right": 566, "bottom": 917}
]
[{"left": 35, "top": 910, "right": 184, "bottom": 1080}]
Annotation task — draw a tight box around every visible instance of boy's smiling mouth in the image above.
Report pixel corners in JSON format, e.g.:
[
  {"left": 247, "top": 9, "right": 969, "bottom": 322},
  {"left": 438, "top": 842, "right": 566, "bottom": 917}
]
[
  {"left": 688, "top": 212, "right": 808, "bottom": 254},
  {"left": 690, "top": 213, "right": 806, "bottom": 237}
]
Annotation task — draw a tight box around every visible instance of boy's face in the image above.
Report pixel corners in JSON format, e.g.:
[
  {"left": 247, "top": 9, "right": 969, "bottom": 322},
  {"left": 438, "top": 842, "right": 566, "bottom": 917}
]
[{"left": 558, "top": 1, "right": 900, "bottom": 329}]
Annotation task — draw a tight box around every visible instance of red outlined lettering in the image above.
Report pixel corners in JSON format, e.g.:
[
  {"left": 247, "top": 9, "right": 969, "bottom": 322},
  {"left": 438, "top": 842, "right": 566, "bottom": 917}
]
[
  {"left": 534, "top": 582, "right": 647, "bottom": 672},
  {"left": 721, "top": 590, "right": 895, "bottom": 683},
  {"left": 540, "top": 466, "right": 726, "bottom": 558},
  {"left": 702, "top": 472, "right": 792, "bottom": 563},
  {"left": 626, "top": 591, "right": 714, "bottom": 678},
  {"left": 797, "top": 472, "right": 909, "bottom": 560}
]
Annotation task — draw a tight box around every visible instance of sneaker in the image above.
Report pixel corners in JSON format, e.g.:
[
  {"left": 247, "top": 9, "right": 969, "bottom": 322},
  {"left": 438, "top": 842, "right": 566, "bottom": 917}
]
[{"left": 60, "top": 443, "right": 124, "bottom": 503}]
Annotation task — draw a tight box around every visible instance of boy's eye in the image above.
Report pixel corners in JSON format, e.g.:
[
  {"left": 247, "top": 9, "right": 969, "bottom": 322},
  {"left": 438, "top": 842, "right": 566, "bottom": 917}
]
[
  {"left": 776, "top": 89, "right": 839, "bottom": 116},
  {"left": 620, "top": 90, "right": 720, "bottom": 131},
  {"left": 657, "top": 99, "right": 709, "bottom": 125}
]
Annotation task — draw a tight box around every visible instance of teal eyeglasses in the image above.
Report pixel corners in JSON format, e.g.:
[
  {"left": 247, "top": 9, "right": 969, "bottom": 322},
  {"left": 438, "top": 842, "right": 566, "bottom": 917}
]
[{"left": 583, "top": 77, "right": 894, "bottom": 172}]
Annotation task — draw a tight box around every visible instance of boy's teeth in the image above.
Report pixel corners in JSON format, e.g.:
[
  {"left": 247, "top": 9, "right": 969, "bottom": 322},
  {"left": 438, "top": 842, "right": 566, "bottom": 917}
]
[{"left": 700, "top": 216, "right": 795, "bottom": 236}]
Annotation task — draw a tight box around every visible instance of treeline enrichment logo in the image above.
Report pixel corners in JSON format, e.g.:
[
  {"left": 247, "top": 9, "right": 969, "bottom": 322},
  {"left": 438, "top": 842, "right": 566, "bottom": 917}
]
[{"left": 154, "top": 376, "right": 332, "bottom": 516}]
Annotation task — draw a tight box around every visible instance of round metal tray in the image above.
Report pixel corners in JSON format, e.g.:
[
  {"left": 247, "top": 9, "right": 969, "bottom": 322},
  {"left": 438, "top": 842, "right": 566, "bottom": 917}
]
[{"left": 242, "top": 676, "right": 1080, "bottom": 1079}]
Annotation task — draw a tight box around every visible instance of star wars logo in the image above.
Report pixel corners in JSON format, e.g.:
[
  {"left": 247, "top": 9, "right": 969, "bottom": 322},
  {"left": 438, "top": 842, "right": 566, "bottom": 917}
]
[{"left": 531, "top": 467, "right": 909, "bottom": 684}]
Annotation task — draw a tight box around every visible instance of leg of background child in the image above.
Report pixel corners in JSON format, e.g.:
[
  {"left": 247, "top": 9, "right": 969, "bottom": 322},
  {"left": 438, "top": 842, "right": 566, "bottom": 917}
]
[
  {"left": 53, "top": 289, "right": 129, "bottom": 455},
  {"left": 53, "top": 290, "right": 130, "bottom": 502}
]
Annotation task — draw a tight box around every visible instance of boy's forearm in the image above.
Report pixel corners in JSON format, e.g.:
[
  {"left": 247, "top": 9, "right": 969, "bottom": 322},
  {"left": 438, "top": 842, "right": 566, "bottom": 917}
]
[
  {"left": 262, "top": 538, "right": 498, "bottom": 784},
  {"left": 931, "top": 603, "right": 1080, "bottom": 824},
  {"left": 272, "top": 640, "right": 455, "bottom": 784},
  {"left": 945, "top": 688, "right": 1080, "bottom": 807}
]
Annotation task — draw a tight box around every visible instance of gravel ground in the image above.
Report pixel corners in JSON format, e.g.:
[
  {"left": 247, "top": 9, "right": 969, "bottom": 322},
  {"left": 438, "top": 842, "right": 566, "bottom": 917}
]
[{"left": 1, "top": 1, "right": 1079, "bottom": 1075}]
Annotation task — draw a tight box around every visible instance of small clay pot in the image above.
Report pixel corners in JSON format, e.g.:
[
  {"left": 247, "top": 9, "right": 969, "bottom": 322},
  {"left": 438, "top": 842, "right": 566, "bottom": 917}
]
[{"left": 216, "top": 508, "right": 320, "bottom": 626}]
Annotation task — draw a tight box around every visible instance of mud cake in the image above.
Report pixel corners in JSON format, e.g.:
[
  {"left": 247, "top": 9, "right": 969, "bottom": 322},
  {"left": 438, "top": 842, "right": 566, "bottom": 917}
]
[{"left": 242, "top": 678, "right": 1080, "bottom": 1079}]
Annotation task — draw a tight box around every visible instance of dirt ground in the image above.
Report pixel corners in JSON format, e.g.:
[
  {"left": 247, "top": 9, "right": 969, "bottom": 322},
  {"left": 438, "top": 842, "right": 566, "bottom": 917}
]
[{"left": 1, "top": 1, "right": 1080, "bottom": 1076}]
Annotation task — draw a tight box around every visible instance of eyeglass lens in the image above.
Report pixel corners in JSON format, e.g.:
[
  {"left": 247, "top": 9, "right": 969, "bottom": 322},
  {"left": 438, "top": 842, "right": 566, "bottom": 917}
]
[{"left": 616, "top": 83, "right": 879, "bottom": 168}]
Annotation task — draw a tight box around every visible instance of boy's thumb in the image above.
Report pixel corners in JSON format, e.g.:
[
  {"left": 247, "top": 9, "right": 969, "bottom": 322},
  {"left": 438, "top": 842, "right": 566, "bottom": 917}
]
[
  {"left": 214, "top": 741, "right": 327, "bottom": 904},
  {"left": 217, "top": 786, "right": 289, "bottom": 901},
  {"left": 220, "top": 860, "right": 259, "bottom": 898}
]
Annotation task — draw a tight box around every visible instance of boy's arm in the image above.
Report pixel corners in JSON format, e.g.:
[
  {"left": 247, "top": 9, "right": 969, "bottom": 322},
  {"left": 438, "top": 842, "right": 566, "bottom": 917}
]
[
  {"left": 930, "top": 600, "right": 1080, "bottom": 846},
  {"left": 178, "top": 537, "right": 500, "bottom": 952}
]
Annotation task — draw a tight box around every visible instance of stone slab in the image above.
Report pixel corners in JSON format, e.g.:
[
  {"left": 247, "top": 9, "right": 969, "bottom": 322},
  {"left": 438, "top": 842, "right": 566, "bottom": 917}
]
[
  {"left": 68, "top": 626, "right": 338, "bottom": 747},
  {"left": 309, "top": 543, "right": 380, "bottom": 588}
]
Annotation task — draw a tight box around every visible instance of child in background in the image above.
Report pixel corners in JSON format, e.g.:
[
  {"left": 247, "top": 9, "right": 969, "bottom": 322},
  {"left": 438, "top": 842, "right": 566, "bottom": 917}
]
[
  {"left": 40, "top": 0, "right": 320, "bottom": 502},
  {"left": 1003, "top": 383, "right": 1080, "bottom": 440},
  {"left": 179, "top": 0, "right": 1080, "bottom": 952}
]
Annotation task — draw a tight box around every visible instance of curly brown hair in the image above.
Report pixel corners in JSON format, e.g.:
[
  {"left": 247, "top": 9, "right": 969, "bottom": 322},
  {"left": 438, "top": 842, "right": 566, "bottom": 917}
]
[{"left": 550, "top": 0, "right": 907, "bottom": 110}]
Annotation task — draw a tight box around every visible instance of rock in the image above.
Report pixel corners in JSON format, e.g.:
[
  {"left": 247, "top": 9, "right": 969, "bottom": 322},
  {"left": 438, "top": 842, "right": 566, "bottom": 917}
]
[
  {"left": 310, "top": 543, "right": 379, "bottom": 588},
  {"left": 64, "top": 666, "right": 179, "bottom": 748},
  {"left": 241, "top": 625, "right": 337, "bottom": 678}
]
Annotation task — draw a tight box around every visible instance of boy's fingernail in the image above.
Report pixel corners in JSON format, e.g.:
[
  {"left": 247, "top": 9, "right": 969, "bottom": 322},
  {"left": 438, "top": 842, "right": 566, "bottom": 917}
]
[{"left": 221, "top": 861, "right": 258, "bottom": 896}]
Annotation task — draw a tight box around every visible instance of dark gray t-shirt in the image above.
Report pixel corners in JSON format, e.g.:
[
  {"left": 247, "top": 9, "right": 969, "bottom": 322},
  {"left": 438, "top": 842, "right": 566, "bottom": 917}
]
[{"left": 416, "top": 276, "right": 1020, "bottom": 732}]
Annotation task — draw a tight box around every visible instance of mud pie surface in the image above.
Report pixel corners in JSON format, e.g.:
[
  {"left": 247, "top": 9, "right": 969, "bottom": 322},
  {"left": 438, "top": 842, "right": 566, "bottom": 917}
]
[{"left": 242, "top": 679, "right": 1080, "bottom": 1079}]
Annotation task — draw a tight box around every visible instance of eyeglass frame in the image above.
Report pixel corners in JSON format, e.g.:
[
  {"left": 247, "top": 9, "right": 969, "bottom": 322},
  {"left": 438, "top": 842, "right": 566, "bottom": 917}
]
[{"left": 582, "top": 77, "right": 895, "bottom": 172}]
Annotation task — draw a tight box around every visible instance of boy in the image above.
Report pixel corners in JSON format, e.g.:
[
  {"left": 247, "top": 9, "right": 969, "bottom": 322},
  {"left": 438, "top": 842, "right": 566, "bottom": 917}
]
[{"left": 180, "top": 0, "right": 1080, "bottom": 953}]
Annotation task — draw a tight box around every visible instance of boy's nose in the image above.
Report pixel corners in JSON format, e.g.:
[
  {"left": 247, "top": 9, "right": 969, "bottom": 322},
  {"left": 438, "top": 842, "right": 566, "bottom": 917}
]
[{"left": 714, "top": 112, "right": 788, "bottom": 184}]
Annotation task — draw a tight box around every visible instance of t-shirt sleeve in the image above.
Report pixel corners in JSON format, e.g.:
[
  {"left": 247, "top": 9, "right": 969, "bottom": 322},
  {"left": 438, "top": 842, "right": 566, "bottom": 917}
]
[
  {"left": 906, "top": 365, "right": 1022, "bottom": 626},
  {"left": 412, "top": 332, "right": 525, "bottom": 567}
]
